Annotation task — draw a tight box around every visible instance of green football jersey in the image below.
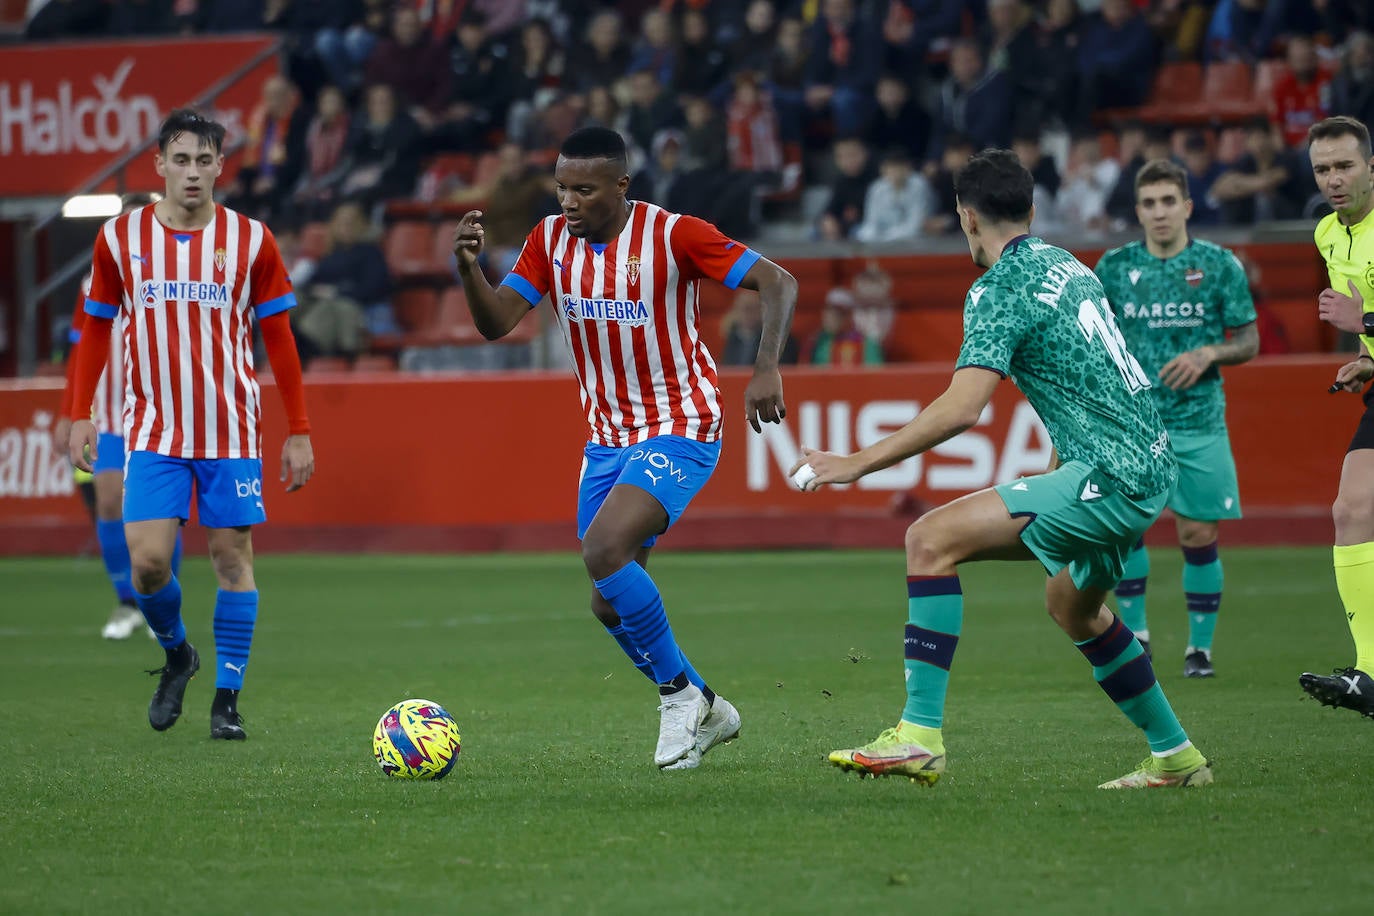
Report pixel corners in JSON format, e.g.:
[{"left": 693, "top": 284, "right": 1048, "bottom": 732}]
[
  {"left": 957, "top": 236, "right": 1176, "bottom": 497},
  {"left": 1095, "top": 239, "right": 1255, "bottom": 433}
]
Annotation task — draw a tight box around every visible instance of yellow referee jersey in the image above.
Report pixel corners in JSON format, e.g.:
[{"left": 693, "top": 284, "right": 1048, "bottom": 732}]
[{"left": 1315, "top": 207, "right": 1374, "bottom": 351}]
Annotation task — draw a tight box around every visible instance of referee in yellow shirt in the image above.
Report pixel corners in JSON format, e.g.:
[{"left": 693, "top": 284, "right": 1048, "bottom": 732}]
[{"left": 1305, "top": 114, "right": 1374, "bottom": 718}]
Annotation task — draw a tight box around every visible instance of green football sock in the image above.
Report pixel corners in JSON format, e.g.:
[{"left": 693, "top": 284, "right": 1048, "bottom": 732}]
[
  {"left": 1114, "top": 538, "right": 1150, "bottom": 640},
  {"left": 1075, "top": 615, "right": 1188, "bottom": 753},
  {"left": 901, "top": 576, "right": 963, "bottom": 729},
  {"left": 1183, "top": 542, "right": 1223, "bottom": 653}
]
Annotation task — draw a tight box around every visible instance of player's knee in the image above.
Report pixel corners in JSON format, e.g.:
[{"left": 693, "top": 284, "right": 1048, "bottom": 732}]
[
  {"left": 1333, "top": 492, "right": 1374, "bottom": 539},
  {"left": 581, "top": 534, "right": 633, "bottom": 581},
  {"left": 130, "top": 557, "right": 171, "bottom": 594},
  {"left": 903, "top": 518, "right": 948, "bottom": 573},
  {"left": 589, "top": 593, "right": 619, "bottom": 626},
  {"left": 1178, "top": 524, "right": 1218, "bottom": 549}
]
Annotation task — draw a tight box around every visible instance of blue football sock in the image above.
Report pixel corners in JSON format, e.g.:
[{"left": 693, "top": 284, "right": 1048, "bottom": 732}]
[
  {"left": 1075, "top": 614, "right": 1188, "bottom": 753},
  {"left": 604, "top": 623, "right": 713, "bottom": 698},
  {"left": 901, "top": 575, "right": 964, "bottom": 729},
  {"left": 96, "top": 519, "right": 136, "bottom": 604},
  {"left": 1182, "top": 542, "right": 1223, "bottom": 653},
  {"left": 171, "top": 529, "right": 184, "bottom": 578},
  {"left": 137, "top": 576, "right": 185, "bottom": 649},
  {"left": 594, "top": 563, "right": 686, "bottom": 685},
  {"left": 213, "top": 589, "right": 258, "bottom": 690},
  {"left": 1114, "top": 538, "right": 1150, "bottom": 640}
]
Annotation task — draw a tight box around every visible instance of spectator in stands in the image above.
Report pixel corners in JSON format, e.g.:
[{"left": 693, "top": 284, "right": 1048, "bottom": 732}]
[
  {"left": 1107, "top": 121, "right": 1173, "bottom": 224},
  {"left": 629, "top": 8, "right": 676, "bottom": 89},
  {"left": 720, "top": 289, "right": 799, "bottom": 367},
  {"left": 429, "top": 0, "right": 525, "bottom": 40},
  {"left": 1056, "top": 129, "right": 1122, "bottom": 235},
  {"left": 1330, "top": 31, "right": 1374, "bottom": 129},
  {"left": 313, "top": 0, "right": 388, "bottom": 94},
  {"left": 1212, "top": 118, "right": 1311, "bottom": 223},
  {"left": 506, "top": 18, "right": 567, "bottom": 147},
  {"left": 291, "top": 201, "right": 390, "bottom": 362},
  {"left": 1013, "top": 129, "right": 1063, "bottom": 233},
  {"left": 274, "top": 222, "right": 318, "bottom": 289},
  {"left": 985, "top": 0, "right": 1049, "bottom": 134},
  {"left": 1178, "top": 129, "right": 1224, "bottom": 225},
  {"left": 805, "top": 288, "right": 884, "bottom": 366},
  {"left": 449, "top": 142, "right": 558, "bottom": 277},
  {"left": 673, "top": 7, "right": 730, "bottom": 102},
  {"left": 928, "top": 38, "right": 1014, "bottom": 161},
  {"left": 1075, "top": 0, "right": 1156, "bottom": 126},
  {"left": 767, "top": 16, "right": 810, "bottom": 142},
  {"left": 880, "top": 0, "right": 963, "bottom": 85},
  {"left": 571, "top": 10, "right": 631, "bottom": 93},
  {"left": 291, "top": 84, "right": 352, "bottom": 220},
  {"left": 26, "top": 0, "right": 107, "bottom": 40},
  {"left": 363, "top": 6, "right": 450, "bottom": 117},
  {"left": 803, "top": 0, "right": 882, "bottom": 138},
  {"left": 863, "top": 73, "right": 932, "bottom": 167},
  {"left": 1205, "top": 0, "right": 1273, "bottom": 63},
  {"left": 1317, "top": 0, "right": 1374, "bottom": 37},
  {"left": 850, "top": 260, "right": 896, "bottom": 353},
  {"left": 919, "top": 133, "right": 976, "bottom": 236},
  {"left": 108, "top": 0, "right": 178, "bottom": 36},
  {"left": 623, "top": 69, "right": 683, "bottom": 158},
  {"left": 227, "top": 74, "right": 308, "bottom": 223},
  {"left": 1034, "top": 0, "right": 1082, "bottom": 129},
  {"left": 729, "top": 0, "right": 779, "bottom": 77},
  {"left": 854, "top": 149, "right": 933, "bottom": 244},
  {"left": 264, "top": 0, "right": 356, "bottom": 99},
  {"left": 1270, "top": 34, "right": 1333, "bottom": 148},
  {"left": 338, "top": 82, "right": 422, "bottom": 206},
  {"left": 681, "top": 95, "right": 728, "bottom": 173},
  {"left": 817, "top": 136, "right": 876, "bottom": 241},
  {"left": 426, "top": 9, "right": 513, "bottom": 153},
  {"left": 633, "top": 129, "right": 690, "bottom": 213},
  {"left": 578, "top": 84, "right": 623, "bottom": 132},
  {"left": 726, "top": 72, "right": 784, "bottom": 184}
]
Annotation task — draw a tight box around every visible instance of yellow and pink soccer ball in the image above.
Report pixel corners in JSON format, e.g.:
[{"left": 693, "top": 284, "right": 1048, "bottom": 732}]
[{"left": 372, "top": 699, "right": 462, "bottom": 779}]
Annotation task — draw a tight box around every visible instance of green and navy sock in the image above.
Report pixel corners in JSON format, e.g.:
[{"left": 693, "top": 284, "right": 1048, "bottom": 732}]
[
  {"left": 95, "top": 519, "right": 136, "bottom": 605},
  {"left": 594, "top": 563, "right": 686, "bottom": 686},
  {"left": 137, "top": 576, "right": 185, "bottom": 649},
  {"left": 1075, "top": 614, "right": 1188, "bottom": 753},
  {"left": 1114, "top": 537, "right": 1150, "bottom": 642},
  {"left": 901, "top": 575, "right": 963, "bottom": 729},
  {"left": 1182, "top": 541, "right": 1222, "bottom": 654},
  {"left": 213, "top": 589, "right": 258, "bottom": 690}
]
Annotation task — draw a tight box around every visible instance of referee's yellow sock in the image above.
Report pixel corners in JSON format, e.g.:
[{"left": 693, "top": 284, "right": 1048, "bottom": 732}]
[{"left": 1333, "top": 542, "right": 1374, "bottom": 673}]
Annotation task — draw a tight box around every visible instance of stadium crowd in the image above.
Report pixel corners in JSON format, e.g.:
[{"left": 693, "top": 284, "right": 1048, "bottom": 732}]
[{"left": 21, "top": 0, "right": 1374, "bottom": 368}]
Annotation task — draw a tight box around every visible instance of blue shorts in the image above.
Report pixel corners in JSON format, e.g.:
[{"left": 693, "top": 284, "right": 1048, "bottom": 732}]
[
  {"left": 577, "top": 436, "right": 722, "bottom": 548},
  {"left": 92, "top": 432, "right": 125, "bottom": 475},
  {"left": 123, "top": 451, "right": 268, "bottom": 528}
]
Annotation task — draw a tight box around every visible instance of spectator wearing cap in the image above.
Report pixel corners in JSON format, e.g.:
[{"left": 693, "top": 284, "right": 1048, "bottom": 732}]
[{"left": 805, "top": 288, "right": 884, "bottom": 366}]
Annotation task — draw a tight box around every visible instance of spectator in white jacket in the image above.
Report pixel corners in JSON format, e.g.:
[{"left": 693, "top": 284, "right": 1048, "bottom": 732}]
[{"left": 854, "top": 149, "right": 934, "bottom": 243}]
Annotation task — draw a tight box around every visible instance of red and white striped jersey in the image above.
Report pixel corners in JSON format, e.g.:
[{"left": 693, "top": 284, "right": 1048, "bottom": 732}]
[
  {"left": 84, "top": 204, "right": 296, "bottom": 459},
  {"left": 504, "top": 201, "right": 760, "bottom": 447},
  {"left": 70, "top": 272, "right": 126, "bottom": 435}
]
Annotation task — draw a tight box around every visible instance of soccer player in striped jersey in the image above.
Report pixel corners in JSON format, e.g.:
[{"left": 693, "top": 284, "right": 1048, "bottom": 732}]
[
  {"left": 55, "top": 193, "right": 185, "bottom": 642},
  {"left": 1096, "top": 159, "right": 1259, "bottom": 679},
  {"left": 452, "top": 126, "right": 797, "bottom": 770},
  {"left": 66, "top": 109, "right": 316, "bottom": 740}
]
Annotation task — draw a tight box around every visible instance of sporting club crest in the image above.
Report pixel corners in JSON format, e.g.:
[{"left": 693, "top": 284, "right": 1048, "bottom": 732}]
[
  {"left": 1184, "top": 267, "right": 1204, "bottom": 287},
  {"left": 214, "top": 248, "right": 227, "bottom": 272},
  {"left": 626, "top": 254, "right": 641, "bottom": 286}
]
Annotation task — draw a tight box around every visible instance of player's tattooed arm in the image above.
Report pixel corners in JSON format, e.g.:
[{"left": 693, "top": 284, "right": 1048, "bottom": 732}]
[{"left": 1158, "top": 323, "right": 1259, "bottom": 390}]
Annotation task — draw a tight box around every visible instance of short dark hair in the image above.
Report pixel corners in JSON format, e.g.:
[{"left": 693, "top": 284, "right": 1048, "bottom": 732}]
[
  {"left": 1308, "top": 115, "right": 1372, "bottom": 159},
  {"left": 560, "top": 126, "right": 628, "bottom": 172},
  {"left": 1134, "top": 158, "right": 1189, "bottom": 198},
  {"left": 157, "top": 108, "right": 226, "bottom": 154},
  {"left": 953, "top": 148, "right": 1033, "bottom": 223}
]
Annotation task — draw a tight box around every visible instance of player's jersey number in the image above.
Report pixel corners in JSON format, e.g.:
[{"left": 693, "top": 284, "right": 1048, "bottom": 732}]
[{"left": 1077, "top": 298, "right": 1151, "bottom": 394}]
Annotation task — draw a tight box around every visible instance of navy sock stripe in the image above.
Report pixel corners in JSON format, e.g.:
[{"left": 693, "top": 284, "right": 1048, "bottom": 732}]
[
  {"left": 904, "top": 624, "right": 959, "bottom": 671},
  {"left": 1114, "top": 577, "right": 1147, "bottom": 597},
  {"left": 1185, "top": 592, "right": 1222, "bottom": 612},
  {"left": 907, "top": 575, "right": 962, "bottom": 598},
  {"left": 1132, "top": 536, "right": 1146, "bottom": 551},
  {"left": 1182, "top": 542, "right": 1219, "bottom": 565},
  {"left": 1077, "top": 618, "right": 1135, "bottom": 668},
  {"left": 1099, "top": 653, "right": 1157, "bottom": 703}
]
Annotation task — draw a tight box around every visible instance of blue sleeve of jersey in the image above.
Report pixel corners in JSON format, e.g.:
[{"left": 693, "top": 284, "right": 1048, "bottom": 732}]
[{"left": 255, "top": 292, "right": 297, "bottom": 319}]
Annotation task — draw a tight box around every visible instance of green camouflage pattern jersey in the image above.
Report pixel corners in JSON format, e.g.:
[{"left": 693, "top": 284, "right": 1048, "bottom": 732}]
[
  {"left": 1095, "top": 239, "right": 1255, "bottom": 433},
  {"left": 957, "top": 236, "right": 1176, "bottom": 497}
]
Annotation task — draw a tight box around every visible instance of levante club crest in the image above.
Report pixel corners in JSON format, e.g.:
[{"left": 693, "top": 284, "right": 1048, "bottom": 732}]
[
  {"left": 1184, "top": 267, "right": 1204, "bottom": 287},
  {"left": 626, "top": 254, "right": 640, "bottom": 286}
]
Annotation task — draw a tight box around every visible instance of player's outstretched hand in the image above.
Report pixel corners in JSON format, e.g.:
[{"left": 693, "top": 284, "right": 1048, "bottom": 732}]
[
  {"left": 1158, "top": 346, "right": 1215, "bottom": 390},
  {"left": 282, "top": 434, "right": 315, "bottom": 492},
  {"left": 744, "top": 368, "right": 787, "bottom": 433},
  {"left": 68, "top": 419, "right": 97, "bottom": 473},
  {"left": 452, "top": 210, "right": 485, "bottom": 268},
  {"left": 788, "top": 446, "right": 859, "bottom": 492},
  {"left": 1331, "top": 357, "right": 1374, "bottom": 393}
]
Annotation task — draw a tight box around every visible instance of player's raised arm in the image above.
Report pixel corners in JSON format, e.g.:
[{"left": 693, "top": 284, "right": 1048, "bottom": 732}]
[
  {"left": 451, "top": 210, "right": 534, "bottom": 340},
  {"left": 734, "top": 257, "right": 797, "bottom": 432}
]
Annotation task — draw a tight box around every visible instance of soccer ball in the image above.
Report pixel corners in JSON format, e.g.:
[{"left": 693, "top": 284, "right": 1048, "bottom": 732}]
[{"left": 372, "top": 699, "right": 462, "bottom": 780}]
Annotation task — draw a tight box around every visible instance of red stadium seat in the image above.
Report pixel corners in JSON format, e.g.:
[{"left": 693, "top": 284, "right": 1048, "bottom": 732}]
[
  {"left": 433, "top": 286, "right": 484, "bottom": 344},
  {"left": 352, "top": 353, "right": 398, "bottom": 373},
  {"left": 1203, "top": 60, "right": 1264, "bottom": 122},
  {"left": 471, "top": 152, "right": 502, "bottom": 189},
  {"left": 432, "top": 220, "right": 460, "bottom": 275},
  {"left": 390, "top": 287, "right": 440, "bottom": 333},
  {"left": 304, "top": 356, "right": 350, "bottom": 374},
  {"left": 1136, "top": 62, "right": 1207, "bottom": 125},
  {"left": 383, "top": 221, "right": 440, "bottom": 279},
  {"left": 1252, "top": 59, "right": 1287, "bottom": 106}
]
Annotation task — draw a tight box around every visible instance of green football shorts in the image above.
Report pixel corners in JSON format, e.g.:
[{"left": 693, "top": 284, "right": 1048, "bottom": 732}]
[
  {"left": 995, "top": 460, "right": 1170, "bottom": 592},
  {"left": 1166, "top": 430, "right": 1242, "bottom": 521}
]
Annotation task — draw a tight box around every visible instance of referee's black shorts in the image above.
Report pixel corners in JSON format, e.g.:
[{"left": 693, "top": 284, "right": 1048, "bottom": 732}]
[{"left": 1349, "top": 384, "right": 1374, "bottom": 451}]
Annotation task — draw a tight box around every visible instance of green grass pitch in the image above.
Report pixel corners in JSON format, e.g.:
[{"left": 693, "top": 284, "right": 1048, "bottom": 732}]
[{"left": 2, "top": 548, "right": 1372, "bottom": 914}]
